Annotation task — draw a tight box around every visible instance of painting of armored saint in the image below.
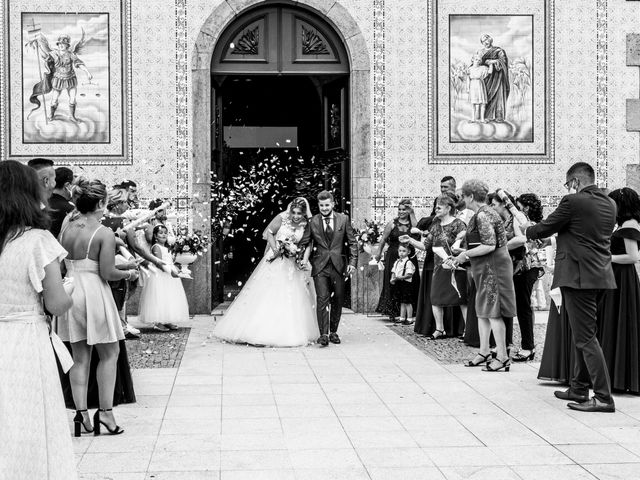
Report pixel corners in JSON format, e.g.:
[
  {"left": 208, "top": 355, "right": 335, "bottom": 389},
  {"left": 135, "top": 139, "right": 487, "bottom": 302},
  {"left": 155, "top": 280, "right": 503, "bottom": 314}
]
[
  {"left": 22, "top": 13, "right": 109, "bottom": 143},
  {"left": 449, "top": 15, "right": 533, "bottom": 143}
]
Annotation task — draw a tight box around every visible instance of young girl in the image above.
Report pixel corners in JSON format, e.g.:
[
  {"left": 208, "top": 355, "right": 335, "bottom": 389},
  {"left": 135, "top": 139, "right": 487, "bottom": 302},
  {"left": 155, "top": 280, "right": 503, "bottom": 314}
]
[
  {"left": 390, "top": 243, "right": 416, "bottom": 325},
  {"left": 138, "top": 225, "right": 189, "bottom": 329},
  {"left": 468, "top": 55, "right": 494, "bottom": 122}
]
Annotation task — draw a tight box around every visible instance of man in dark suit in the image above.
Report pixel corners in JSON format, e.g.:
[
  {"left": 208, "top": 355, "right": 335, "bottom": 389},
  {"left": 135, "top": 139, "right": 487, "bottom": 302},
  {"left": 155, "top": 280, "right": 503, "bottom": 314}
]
[
  {"left": 526, "top": 162, "right": 616, "bottom": 412},
  {"left": 300, "top": 191, "right": 358, "bottom": 346},
  {"left": 49, "top": 167, "right": 75, "bottom": 238}
]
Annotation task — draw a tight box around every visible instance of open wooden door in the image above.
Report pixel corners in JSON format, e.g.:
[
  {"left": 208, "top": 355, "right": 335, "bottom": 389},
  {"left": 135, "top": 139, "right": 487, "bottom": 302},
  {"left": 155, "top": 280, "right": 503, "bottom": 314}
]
[
  {"left": 321, "top": 76, "right": 350, "bottom": 213},
  {"left": 211, "top": 79, "right": 224, "bottom": 306}
]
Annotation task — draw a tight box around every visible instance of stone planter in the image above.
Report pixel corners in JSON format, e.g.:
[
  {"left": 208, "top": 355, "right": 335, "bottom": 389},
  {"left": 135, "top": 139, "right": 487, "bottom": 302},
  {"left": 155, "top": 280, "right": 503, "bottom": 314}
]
[{"left": 174, "top": 252, "right": 198, "bottom": 279}]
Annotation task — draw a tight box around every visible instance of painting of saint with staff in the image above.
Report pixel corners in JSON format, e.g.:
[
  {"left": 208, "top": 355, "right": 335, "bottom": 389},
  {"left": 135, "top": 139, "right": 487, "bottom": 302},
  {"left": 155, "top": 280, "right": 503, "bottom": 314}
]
[{"left": 22, "top": 13, "right": 110, "bottom": 143}]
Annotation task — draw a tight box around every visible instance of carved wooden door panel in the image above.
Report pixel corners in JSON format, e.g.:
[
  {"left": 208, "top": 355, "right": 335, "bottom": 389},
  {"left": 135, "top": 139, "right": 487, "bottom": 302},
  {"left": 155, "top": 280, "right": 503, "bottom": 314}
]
[{"left": 211, "top": 7, "right": 348, "bottom": 75}]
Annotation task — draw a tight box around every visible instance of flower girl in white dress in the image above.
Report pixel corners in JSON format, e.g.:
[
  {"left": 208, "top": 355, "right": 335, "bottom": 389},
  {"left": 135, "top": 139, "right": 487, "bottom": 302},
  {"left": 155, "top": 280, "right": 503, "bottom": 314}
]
[
  {"left": 213, "top": 197, "right": 319, "bottom": 347},
  {"left": 138, "top": 225, "right": 189, "bottom": 326}
]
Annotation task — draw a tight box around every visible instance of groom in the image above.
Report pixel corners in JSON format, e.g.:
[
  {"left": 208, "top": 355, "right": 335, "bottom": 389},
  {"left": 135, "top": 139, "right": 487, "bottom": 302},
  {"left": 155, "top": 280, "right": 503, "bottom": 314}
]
[{"left": 301, "top": 191, "right": 358, "bottom": 346}]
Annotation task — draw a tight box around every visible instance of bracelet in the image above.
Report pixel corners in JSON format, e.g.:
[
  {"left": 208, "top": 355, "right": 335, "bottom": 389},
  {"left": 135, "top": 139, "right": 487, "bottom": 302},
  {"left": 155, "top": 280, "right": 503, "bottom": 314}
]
[
  {"left": 126, "top": 270, "right": 132, "bottom": 280},
  {"left": 462, "top": 252, "right": 470, "bottom": 262}
]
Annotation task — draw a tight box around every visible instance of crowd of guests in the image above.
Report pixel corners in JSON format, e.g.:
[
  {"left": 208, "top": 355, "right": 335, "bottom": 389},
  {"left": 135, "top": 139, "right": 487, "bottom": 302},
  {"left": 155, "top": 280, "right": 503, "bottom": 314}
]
[
  {"left": 0, "top": 159, "right": 189, "bottom": 479},
  {"left": 375, "top": 165, "right": 640, "bottom": 405}
]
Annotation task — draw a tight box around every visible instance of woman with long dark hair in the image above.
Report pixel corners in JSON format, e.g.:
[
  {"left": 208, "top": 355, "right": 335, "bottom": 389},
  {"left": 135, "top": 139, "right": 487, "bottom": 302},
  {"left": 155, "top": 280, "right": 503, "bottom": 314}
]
[
  {"left": 0, "top": 160, "right": 76, "bottom": 479},
  {"left": 375, "top": 199, "right": 420, "bottom": 322},
  {"left": 57, "top": 179, "right": 139, "bottom": 436},
  {"left": 597, "top": 188, "right": 640, "bottom": 394}
]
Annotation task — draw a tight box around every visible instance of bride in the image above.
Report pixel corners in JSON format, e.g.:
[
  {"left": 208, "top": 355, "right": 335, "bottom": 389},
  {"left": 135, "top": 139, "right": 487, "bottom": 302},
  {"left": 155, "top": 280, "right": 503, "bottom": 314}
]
[{"left": 213, "top": 197, "right": 320, "bottom": 347}]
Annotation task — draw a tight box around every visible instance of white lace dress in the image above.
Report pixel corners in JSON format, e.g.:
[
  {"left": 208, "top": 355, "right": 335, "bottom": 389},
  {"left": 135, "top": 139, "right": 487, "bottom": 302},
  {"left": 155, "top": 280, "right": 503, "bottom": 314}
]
[
  {"left": 0, "top": 229, "right": 77, "bottom": 480},
  {"left": 213, "top": 213, "right": 319, "bottom": 347}
]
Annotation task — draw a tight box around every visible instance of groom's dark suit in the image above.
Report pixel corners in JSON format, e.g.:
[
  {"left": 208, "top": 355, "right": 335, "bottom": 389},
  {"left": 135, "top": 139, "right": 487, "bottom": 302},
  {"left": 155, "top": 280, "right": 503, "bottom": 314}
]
[
  {"left": 526, "top": 185, "right": 616, "bottom": 404},
  {"left": 301, "top": 212, "right": 358, "bottom": 336}
]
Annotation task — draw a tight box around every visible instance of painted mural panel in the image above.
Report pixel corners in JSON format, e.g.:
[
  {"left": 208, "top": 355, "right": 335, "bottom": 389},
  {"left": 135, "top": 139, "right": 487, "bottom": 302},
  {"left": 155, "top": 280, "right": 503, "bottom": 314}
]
[
  {"left": 5, "top": 0, "right": 130, "bottom": 163},
  {"left": 449, "top": 15, "right": 533, "bottom": 143},
  {"left": 428, "top": 0, "right": 554, "bottom": 163},
  {"left": 22, "top": 13, "right": 110, "bottom": 144}
]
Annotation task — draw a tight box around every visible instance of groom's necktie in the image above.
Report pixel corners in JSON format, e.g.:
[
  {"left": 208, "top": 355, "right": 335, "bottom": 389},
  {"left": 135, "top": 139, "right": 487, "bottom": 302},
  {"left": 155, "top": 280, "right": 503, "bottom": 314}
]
[{"left": 324, "top": 216, "right": 333, "bottom": 243}]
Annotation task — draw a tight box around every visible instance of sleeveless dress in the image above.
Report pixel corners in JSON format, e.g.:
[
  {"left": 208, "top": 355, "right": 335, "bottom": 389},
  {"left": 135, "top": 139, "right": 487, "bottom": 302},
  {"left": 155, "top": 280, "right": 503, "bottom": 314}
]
[
  {"left": 56, "top": 226, "right": 124, "bottom": 344},
  {"left": 55, "top": 226, "right": 136, "bottom": 408},
  {"left": 0, "top": 229, "right": 77, "bottom": 480},
  {"left": 425, "top": 217, "right": 468, "bottom": 307},
  {"left": 415, "top": 217, "right": 465, "bottom": 337},
  {"left": 213, "top": 212, "right": 319, "bottom": 347},
  {"left": 375, "top": 219, "right": 420, "bottom": 317},
  {"left": 138, "top": 244, "right": 190, "bottom": 325},
  {"left": 597, "top": 227, "right": 640, "bottom": 394}
]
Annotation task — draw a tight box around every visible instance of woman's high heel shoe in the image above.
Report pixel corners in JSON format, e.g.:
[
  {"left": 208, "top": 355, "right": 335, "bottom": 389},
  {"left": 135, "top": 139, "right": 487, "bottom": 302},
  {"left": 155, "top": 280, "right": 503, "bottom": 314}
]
[
  {"left": 512, "top": 349, "right": 535, "bottom": 362},
  {"left": 93, "top": 408, "right": 124, "bottom": 436},
  {"left": 484, "top": 358, "right": 511, "bottom": 372},
  {"left": 465, "top": 352, "right": 491, "bottom": 367},
  {"left": 73, "top": 409, "right": 93, "bottom": 437}
]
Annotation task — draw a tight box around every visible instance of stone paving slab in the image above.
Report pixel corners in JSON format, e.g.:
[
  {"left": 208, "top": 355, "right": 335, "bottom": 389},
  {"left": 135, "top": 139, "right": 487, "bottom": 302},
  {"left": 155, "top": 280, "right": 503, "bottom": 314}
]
[{"left": 72, "top": 311, "right": 640, "bottom": 480}]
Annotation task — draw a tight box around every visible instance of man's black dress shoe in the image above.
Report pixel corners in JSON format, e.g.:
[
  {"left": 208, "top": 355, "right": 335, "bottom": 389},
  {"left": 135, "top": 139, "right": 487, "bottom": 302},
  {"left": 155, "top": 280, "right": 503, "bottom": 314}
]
[
  {"left": 329, "top": 332, "right": 341, "bottom": 344},
  {"left": 567, "top": 397, "right": 615, "bottom": 413},
  {"left": 317, "top": 335, "right": 329, "bottom": 347},
  {"left": 554, "top": 389, "right": 589, "bottom": 402}
]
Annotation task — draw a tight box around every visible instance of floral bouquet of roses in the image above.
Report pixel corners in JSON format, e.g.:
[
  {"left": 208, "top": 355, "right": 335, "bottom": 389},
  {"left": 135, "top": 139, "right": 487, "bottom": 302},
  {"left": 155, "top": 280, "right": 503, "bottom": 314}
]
[
  {"left": 170, "top": 229, "right": 209, "bottom": 256},
  {"left": 355, "top": 219, "right": 384, "bottom": 251},
  {"left": 267, "top": 236, "right": 302, "bottom": 263}
]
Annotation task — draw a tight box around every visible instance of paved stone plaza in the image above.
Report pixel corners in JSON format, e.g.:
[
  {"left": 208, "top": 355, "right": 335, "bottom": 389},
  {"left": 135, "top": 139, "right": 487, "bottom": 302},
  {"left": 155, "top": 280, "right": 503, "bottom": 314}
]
[{"left": 73, "top": 312, "right": 640, "bottom": 480}]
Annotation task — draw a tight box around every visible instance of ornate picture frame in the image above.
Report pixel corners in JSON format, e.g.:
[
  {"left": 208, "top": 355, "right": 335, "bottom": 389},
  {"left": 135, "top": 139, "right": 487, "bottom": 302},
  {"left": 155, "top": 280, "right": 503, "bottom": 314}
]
[
  {"left": 3, "top": 0, "right": 132, "bottom": 164},
  {"left": 428, "top": 0, "right": 555, "bottom": 164}
]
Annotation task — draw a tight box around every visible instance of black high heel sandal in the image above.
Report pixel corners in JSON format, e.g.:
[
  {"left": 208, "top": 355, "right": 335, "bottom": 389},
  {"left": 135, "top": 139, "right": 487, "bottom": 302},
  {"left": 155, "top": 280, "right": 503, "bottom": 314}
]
[
  {"left": 429, "top": 329, "right": 446, "bottom": 340},
  {"left": 512, "top": 349, "right": 535, "bottom": 362},
  {"left": 465, "top": 352, "right": 491, "bottom": 367},
  {"left": 73, "top": 409, "right": 93, "bottom": 437},
  {"left": 484, "top": 358, "right": 511, "bottom": 372},
  {"left": 93, "top": 408, "right": 124, "bottom": 436}
]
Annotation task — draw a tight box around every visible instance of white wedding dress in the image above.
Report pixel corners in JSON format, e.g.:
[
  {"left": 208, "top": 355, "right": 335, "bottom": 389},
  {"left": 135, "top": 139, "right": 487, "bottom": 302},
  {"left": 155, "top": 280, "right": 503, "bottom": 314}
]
[{"left": 213, "top": 212, "right": 319, "bottom": 347}]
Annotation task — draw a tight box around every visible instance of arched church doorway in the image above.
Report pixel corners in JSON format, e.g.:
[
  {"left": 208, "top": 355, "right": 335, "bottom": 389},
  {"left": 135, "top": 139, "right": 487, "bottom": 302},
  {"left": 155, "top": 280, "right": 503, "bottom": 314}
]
[{"left": 210, "top": 4, "right": 351, "bottom": 304}]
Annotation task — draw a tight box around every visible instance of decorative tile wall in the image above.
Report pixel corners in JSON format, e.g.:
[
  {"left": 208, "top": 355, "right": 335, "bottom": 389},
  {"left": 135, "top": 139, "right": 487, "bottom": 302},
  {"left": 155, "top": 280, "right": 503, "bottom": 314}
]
[{"left": 2, "top": 0, "right": 638, "bottom": 226}]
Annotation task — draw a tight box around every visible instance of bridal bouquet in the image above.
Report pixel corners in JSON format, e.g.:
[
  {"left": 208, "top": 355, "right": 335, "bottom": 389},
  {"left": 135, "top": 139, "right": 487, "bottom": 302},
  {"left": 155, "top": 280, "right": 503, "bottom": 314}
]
[{"left": 268, "top": 236, "right": 301, "bottom": 263}]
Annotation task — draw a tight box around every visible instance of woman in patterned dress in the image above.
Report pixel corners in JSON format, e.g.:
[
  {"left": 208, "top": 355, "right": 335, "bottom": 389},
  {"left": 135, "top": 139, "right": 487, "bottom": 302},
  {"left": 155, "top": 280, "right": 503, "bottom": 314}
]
[
  {"left": 402, "top": 193, "right": 468, "bottom": 339},
  {"left": 449, "top": 180, "right": 517, "bottom": 372}
]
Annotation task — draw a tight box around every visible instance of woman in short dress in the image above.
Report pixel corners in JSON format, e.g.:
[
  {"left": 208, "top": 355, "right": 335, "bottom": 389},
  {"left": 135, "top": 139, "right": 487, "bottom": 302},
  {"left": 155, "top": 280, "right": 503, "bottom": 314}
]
[
  {"left": 450, "top": 180, "right": 517, "bottom": 372},
  {"left": 57, "top": 179, "right": 139, "bottom": 435},
  {"left": 0, "top": 161, "right": 77, "bottom": 479}
]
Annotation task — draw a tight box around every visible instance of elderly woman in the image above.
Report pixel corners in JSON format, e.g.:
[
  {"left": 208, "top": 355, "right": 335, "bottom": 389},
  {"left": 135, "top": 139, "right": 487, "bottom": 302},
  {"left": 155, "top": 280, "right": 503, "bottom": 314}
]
[
  {"left": 448, "top": 180, "right": 517, "bottom": 372},
  {"left": 375, "top": 199, "right": 420, "bottom": 322},
  {"left": 402, "top": 192, "right": 467, "bottom": 339}
]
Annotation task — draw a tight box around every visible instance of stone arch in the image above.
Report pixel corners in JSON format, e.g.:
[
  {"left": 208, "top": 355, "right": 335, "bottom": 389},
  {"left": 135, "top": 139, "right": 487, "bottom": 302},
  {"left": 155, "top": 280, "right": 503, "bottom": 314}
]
[{"left": 190, "top": 0, "right": 371, "bottom": 313}]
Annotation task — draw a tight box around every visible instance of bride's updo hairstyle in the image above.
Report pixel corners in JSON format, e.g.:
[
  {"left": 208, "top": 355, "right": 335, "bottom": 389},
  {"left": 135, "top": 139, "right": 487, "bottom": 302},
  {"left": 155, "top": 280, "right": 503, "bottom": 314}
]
[
  {"left": 75, "top": 178, "right": 108, "bottom": 214},
  {"left": 289, "top": 197, "right": 309, "bottom": 218}
]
